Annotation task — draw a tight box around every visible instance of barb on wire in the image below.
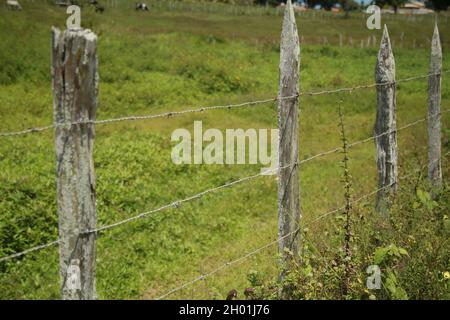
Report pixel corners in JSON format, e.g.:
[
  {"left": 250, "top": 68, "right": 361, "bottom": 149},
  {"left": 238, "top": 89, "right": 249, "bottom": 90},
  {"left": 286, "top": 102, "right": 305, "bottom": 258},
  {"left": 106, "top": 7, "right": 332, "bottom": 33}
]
[{"left": 1, "top": 70, "right": 448, "bottom": 138}]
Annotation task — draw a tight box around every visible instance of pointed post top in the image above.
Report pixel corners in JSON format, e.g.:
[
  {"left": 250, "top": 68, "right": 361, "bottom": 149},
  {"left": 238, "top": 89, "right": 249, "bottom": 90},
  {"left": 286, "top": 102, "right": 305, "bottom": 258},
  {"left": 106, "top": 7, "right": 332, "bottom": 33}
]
[
  {"left": 376, "top": 24, "right": 395, "bottom": 83},
  {"left": 279, "top": 0, "right": 299, "bottom": 84},
  {"left": 430, "top": 23, "right": 442, "bottom": 74},
  {"left": 280, "top": 0, "right": 299, "bottom": 56},
  {"left": 431, "top": 23, "right": 442, "bottom": 59},
  {"left": 282, "top": 0, "right": 297, "bottom": 34}
]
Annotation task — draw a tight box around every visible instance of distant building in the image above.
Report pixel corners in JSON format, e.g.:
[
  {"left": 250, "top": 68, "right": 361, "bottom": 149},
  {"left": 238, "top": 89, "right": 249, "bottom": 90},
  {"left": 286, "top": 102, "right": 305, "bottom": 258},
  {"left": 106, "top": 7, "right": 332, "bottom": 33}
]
[
  {"left": 331, "top": 3, "right": 342, "bottom": 12},
  {"left": 293, "top": 1, "right": 308, "bottom": 11},
  {"left": 398, "top": 0, "right": 434, "bottom": 14}
]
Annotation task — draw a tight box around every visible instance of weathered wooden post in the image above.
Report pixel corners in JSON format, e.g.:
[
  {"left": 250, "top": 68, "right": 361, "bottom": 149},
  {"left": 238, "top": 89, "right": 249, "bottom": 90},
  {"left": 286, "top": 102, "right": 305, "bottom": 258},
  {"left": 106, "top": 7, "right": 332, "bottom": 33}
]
[
  {"left": 428, "top": 24, "right": 442, "bottom": 188},
  {"left": 52, "top": 28, "right": 98, "bottom": 300},
  {"left": 278, "top": 0, "right": 300, "bottom": 267},
  {"left": 374, "top": 25, "right": 398, "bottom": 216}
]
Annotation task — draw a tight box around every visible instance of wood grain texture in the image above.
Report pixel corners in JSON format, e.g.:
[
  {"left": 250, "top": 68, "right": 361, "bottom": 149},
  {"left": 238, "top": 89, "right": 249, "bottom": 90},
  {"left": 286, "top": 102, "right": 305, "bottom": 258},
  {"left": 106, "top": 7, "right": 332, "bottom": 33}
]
[
  {"left": 428, "top": 24, "right": 442, "bottom": 189},
  {"left": 374, "top": 25, "right": 397, "bottom": 216},
  {"left": 52, "top": 28, "right": 98, "bottom": 300},
  {"left": 278, "top": 0, "right": 300, "bottom": 263}
]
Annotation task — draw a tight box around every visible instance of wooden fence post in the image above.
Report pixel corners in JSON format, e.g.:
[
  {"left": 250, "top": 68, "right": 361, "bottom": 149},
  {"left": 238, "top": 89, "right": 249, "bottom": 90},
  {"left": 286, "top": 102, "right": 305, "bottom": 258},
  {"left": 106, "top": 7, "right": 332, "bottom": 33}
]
[
  {"left": 52, "top": 28, "right": 98, "bottom": 300},
  {"left": 374, "top": 25, "right": 398, "bottom": 216},
  {"left": 278, "top": 0, "right": 300, "bottom": 267},
  {"left": 428, "top": 24, "right": 442, "bottom": 188}
]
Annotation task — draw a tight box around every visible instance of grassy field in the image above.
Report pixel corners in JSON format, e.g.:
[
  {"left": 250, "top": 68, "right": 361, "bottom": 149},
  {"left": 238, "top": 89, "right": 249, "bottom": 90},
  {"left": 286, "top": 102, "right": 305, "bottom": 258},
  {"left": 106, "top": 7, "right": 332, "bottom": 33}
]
[{"left": 0, "top": 1, "right": 449, "bottom": 299}]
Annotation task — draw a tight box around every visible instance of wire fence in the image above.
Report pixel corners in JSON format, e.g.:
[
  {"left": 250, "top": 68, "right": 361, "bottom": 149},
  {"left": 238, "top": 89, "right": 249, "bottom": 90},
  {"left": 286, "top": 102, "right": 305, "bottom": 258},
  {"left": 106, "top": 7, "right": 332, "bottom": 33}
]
[{"left": 1, "top": 105, "right": 448, "bottom": 263}]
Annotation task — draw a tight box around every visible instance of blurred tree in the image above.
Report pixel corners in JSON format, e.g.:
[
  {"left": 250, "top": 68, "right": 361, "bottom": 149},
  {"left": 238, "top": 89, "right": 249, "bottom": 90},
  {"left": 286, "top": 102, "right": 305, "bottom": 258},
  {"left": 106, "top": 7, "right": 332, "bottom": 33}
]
[
  {"left": 427, "top": 0, "right": 450, "bottom": 11},
  {"left": 339, "top": 0, "right": 360, "bottom": 16}
]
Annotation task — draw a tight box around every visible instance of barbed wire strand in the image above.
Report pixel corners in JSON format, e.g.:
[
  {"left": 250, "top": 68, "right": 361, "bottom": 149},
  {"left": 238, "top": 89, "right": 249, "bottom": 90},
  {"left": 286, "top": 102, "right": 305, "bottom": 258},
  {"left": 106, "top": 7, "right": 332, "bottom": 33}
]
[
  {"left": 0, "top": 240, "right": 59, "bottom": 263},
  {"left": 299, "top": 108, "right": 450, "bottom": 164},
  {"left": 1, "top": 109, "right": 446, "bottom": 263},
  {"left": 0, "top": 96, "right": 294, "bottom": 138},
  {"left": 301, "top": 70, "right": 449, "bottom": 96},
  {"left": 82, "top": 164, "right": 287, "bottom": 235},
  {"left": 1, "top": 70, "right": 447, "bottom": 138}
]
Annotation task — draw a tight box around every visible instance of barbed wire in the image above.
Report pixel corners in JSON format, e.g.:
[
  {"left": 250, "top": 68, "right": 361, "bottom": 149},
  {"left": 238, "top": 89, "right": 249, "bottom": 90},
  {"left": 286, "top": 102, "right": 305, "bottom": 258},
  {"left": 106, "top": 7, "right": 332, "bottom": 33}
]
[
  {"left": 0, "top": 240, "right": 59, "bottom": 263},
  {"left": 155, "top": 150, "right": 450, "bottom": 299},
  {"left": 300, "top": 71, "right": 449, "bottom": 96},
  {"left": 1, "top": 109, "right": 447, "bottom": 263},
  {"left": 82, "top": 164, "right": 286, "bottom": 235},
  {"left": 68, "top": 108, "right": 450, "bottom": 235},
  {"left": 298, "top": 108, "right": 450, "bottom": 164},
  {"left": 0, "top": 96, "right": 294, "bottom": 138},
  {"left": 155, "top": 181, "right": 396, "bottom": 300},
  {"left": 1, "top": 70, "right": 447, "bottom": 138}
]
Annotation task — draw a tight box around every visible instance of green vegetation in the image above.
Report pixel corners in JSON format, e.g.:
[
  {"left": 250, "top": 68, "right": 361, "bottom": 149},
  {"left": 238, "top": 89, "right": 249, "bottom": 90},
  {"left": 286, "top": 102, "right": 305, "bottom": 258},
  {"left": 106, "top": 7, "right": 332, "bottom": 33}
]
[{"left": 0, "top": 1, "right": 449, "bottom": 299}]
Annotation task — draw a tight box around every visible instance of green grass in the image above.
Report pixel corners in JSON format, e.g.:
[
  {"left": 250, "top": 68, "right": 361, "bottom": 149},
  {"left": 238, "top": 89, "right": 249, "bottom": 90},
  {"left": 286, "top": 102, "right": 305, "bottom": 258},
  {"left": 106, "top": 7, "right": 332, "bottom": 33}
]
[{"left": 0, "top": 1, "right": 449, "bottom": 299}]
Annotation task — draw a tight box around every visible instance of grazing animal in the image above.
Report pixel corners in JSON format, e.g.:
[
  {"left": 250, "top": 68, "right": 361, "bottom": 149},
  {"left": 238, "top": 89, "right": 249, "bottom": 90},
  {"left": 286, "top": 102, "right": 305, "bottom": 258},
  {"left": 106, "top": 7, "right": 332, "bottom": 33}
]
[
  {"left": 95, "top": 4, "right": 104, "bottom": 12},
  {"left": 6, "top": 0, "right": 22, "bottom": 10},
  {"left": 226, "top": 289, "right": 238, "bottom": 300},
  {"left": 135, "top": 2, "right": 149, "bottom": 11}
]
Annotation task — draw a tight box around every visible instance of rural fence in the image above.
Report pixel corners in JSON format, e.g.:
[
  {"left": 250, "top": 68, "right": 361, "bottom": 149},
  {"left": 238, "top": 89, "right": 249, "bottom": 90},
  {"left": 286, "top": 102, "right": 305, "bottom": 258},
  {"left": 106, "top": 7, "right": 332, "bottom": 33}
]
[{"left": 0, "top": 1, "right": 448, "bottom": 299}]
